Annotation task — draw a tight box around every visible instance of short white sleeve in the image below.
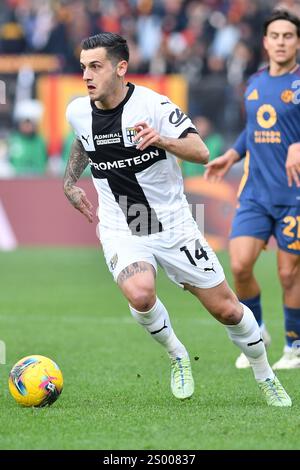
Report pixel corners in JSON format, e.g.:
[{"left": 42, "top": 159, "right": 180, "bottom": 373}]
[
  {"left": 66, "top": 97, "right": 92, "bottom": 139},
  {"left": 154, "top": 95, "right": 197, "bottom": 139},
  {"left": 66, "top": 102, "right": 80, "bottom": 138}
]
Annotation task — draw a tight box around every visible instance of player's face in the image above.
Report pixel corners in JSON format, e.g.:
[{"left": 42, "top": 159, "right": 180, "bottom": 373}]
[
  {"left": 264, "top": 20, "right": 300, "bottom": 66},
  {"left": 80, "top": 47, "right": 127, "bottom": 102}
]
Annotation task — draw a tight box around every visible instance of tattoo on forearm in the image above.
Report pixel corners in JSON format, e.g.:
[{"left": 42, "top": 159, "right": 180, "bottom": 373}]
[
  {"left": 63, "top": 139, "right": 89, "bottom": 190},
  {"left": 118, "top": 262, "right": 154, "bottom": 285}
]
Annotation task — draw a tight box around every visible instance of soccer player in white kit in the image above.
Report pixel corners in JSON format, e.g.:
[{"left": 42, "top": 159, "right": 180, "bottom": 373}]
[{"left": 63, "top": 32, "right": 291, "bottom": 406}]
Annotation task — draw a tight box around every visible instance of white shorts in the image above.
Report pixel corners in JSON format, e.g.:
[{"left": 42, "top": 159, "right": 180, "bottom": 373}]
[{"left": 99, "top": 218, "right": 225, "bottom": 289}]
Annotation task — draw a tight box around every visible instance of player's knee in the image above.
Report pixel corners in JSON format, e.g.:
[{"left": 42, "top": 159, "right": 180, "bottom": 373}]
[
  {"left": 218, "top": 303, "right": 242, "bottom": 325},
  {"left": 126, "top": 287, "right": 156, "bottom": 312},
  {"left": 278, "top": 265, "right": 298, "bottom": 290},
  {"left": 210, "top": 298, "right": 243, "bottom": 325},
  {"left": 230, "top": 260, "right": 253, "bottom": 283}
]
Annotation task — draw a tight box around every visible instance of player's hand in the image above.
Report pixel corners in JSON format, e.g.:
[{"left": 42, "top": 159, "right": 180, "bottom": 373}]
[
  {"left": 286, "top": 143, "right": 300, "bottom": 187},
  {"left": 133, "top": 121, "right": 163, "bottom": 151},
  {"left": 204, "top": 150, "right": 238, "bottom": 183},
  {"left": 64, "top": 185, "right": 93, "bottom": 223}
]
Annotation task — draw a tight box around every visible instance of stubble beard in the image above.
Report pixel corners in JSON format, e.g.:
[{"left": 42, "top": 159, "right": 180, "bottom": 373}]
[{"left": 91, "top": 77, "right": 117, "bottom": 104}]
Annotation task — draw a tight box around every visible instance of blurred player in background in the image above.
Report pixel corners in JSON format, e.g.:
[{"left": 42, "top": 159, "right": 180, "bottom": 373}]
[
  {"left": 64, "top": 32, "right": 291, "bottom": 406},
  {"left": 205, "top": 9, "right": 300, "bottom": 370}
]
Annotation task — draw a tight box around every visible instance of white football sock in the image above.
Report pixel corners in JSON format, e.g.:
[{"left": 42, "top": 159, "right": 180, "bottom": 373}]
[
  {"left": 129, "top": 297, "right": 188, "bottom": 359},
  {"left": 226, "top": 304, "right": 274, "bottom": 381}
]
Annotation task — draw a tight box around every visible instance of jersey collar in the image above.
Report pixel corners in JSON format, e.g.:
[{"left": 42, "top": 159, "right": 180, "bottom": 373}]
[{"left": 91, "top": 82, "right": 135, "bottom": 114}]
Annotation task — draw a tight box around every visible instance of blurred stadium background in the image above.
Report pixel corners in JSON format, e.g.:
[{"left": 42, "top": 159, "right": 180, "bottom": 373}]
[
  {"left": 1, "top": 0, "right": 300, "bottom": 451},
  {"left": 1, "top": 0, "right": 296, "bottom": 250}
]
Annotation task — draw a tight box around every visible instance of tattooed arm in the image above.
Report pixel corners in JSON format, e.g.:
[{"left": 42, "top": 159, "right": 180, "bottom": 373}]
[{"left": 63, "top": 138, "right": 93, "bottom": 223}]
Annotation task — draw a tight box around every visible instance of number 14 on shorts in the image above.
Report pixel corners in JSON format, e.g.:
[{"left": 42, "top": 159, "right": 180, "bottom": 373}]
[{"left": 180, "top": 240, "right": 209, "bottom": 266}]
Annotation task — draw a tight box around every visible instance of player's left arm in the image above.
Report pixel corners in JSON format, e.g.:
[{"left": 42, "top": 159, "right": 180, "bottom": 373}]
[
  {"left": 133, "top": 121, "right": 209, "bottom": 164},
  {"left": 286, "top": 142, "right": 300, "bottom": 187}
]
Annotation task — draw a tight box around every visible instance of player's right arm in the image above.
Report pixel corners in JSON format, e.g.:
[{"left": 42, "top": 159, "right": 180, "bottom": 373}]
[
  {"left": 63, "top": 138, "right": 93, "bottom": 223},
  {"left": 204, "top": 129, "right": 246, "bottom": 183}
]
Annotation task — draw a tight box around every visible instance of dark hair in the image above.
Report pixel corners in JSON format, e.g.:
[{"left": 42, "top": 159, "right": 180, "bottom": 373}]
[
  {"left": 264, "top": 9, "right": 300, "bottom": 37},
  {"left": 81, "top": 32, "right": 129, "bottom": 63}
]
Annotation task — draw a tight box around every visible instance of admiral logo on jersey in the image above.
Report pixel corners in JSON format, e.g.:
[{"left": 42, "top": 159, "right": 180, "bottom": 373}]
[{"left": 94, "top": 133, "right": 122, "bottom": 145}]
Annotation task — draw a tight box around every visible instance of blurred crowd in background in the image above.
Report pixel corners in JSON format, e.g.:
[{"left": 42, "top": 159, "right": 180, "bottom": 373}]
[{"left": 0, "top": 0, "right": 299, "bottom": 177}]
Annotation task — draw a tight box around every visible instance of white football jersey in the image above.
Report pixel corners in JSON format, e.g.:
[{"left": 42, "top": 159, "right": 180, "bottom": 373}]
[{"left": 66, "top": 83, "right": 198, "bottom": 235}]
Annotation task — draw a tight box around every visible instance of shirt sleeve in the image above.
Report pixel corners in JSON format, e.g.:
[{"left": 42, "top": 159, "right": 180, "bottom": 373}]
[
  {"left": 66, "top": 103, "right": 80, "bottom": 139},
  {"left": 154, "top": 96, "right": 197, "bottom": 139},
  {"left": 232, "top": 129, "right": 247, "bottom": 159}
]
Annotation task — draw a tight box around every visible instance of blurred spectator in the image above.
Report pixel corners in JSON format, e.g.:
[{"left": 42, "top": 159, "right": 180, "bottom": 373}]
[
  {"left": 210, "top": 16, "right": 240, "bottom": 60},
  {"left": 8, "top": 99, "right": 47, "bottom": 176},
  {"left": 276, "top": 0, "right": 300, "bottom": 17},
  {"left": 0, "top": 0, "right": 293, "bottom": 148},
  {"left": 227, "top": 40, "right": 256, "bottom": 86},
  {"left": 0, "top": 8, "right": 26, "bottom": 53},
  {"left": 181, "top": 115, "right": 224, "bottom": 177}
]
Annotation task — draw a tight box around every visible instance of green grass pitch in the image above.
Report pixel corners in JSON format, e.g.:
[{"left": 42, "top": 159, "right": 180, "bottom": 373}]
[{"left": 0, "top": 247, "right": 299, "bottom": 450}]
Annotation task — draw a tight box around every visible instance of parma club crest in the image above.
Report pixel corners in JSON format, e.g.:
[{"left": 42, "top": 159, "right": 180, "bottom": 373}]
[
  {"left": 126, "top": 127, "right": 142, "bottom": 146},
  {"left": 126, "top": 127, "right": 138, "bottom": 144}
]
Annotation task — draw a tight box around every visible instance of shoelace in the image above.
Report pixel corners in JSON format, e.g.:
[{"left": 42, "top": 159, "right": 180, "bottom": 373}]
[
  {"left": 171, "top": 359, "right": 192, "bottom": 386},
  {"left": 259, "top": 379, "right": 287, "bottom": 404}
]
